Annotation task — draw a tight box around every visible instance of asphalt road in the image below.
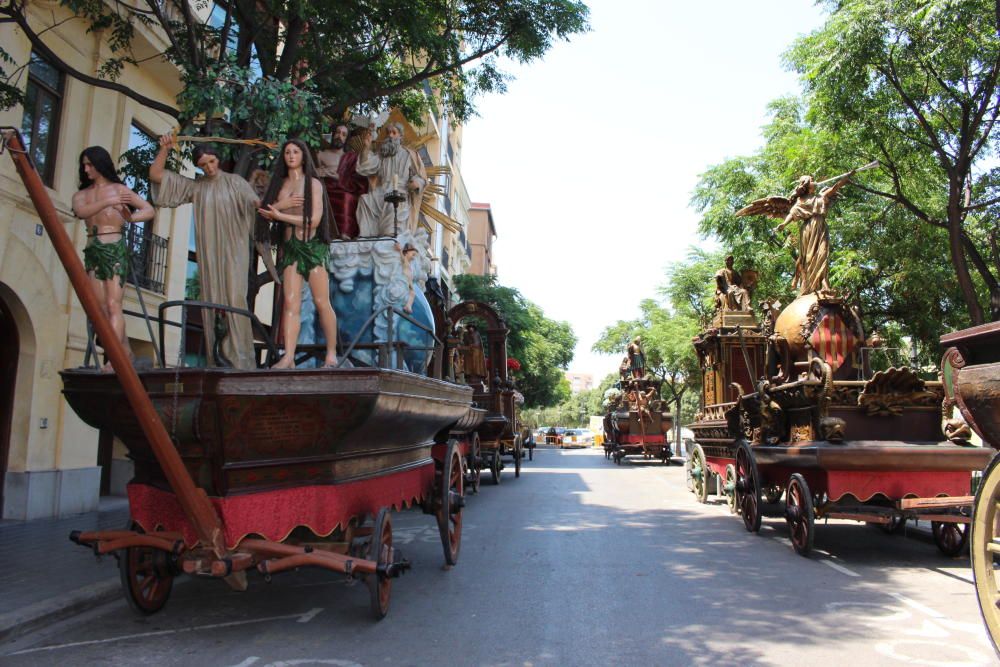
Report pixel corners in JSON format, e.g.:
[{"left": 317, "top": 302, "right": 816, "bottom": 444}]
[{"left": 1, "top": 447, "right": 994, "bottom": 666}]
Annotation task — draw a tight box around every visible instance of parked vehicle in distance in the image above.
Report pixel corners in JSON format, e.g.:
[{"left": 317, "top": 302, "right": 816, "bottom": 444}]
[
  {"left": 561, "top": 428, "right": 593, "bottom": 448},
  {"left": 544, "top": 426, "right": 566, "bottom": 446}
]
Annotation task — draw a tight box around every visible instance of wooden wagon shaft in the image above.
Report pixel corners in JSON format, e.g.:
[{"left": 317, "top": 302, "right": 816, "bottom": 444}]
[
  {"left": 1, "top": 128, "right": 227, "bottom": 559},
  {"left": 240, "top": 538, "right": 385, "bottom": 577}
]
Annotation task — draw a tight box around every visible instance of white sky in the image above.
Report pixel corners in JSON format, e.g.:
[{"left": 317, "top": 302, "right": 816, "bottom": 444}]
[{"left": 460, "top": 0, "right": 827, "bottom": 383}]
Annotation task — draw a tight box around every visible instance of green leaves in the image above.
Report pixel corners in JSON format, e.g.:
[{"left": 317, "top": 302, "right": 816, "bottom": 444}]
[{"left": 453, "top": 273, "right": 578, "bottom": 408}]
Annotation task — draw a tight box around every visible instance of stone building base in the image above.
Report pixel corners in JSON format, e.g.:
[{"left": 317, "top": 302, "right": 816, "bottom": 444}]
[{"left": 2, "top": 467, "right": 101, "bottom": 520}]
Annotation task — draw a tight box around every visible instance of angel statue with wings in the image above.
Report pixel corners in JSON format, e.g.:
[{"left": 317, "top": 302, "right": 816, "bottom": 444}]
[{"left": 736, "top": 162, "right": 877, "bottom": 295}]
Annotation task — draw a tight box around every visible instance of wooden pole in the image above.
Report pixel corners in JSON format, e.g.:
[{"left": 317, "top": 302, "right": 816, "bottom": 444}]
[{"left": 2, "top": 129, "right": 226, "bottom": 558}]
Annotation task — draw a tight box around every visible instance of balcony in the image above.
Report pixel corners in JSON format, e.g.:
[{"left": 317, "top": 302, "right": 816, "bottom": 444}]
[{"left": 126, "top": 229, "right": 169, "bottom": 294}]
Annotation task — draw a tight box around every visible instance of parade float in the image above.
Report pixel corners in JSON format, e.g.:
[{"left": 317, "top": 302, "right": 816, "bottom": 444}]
[
  {"left": 686, "top": 169, "right": 991, "bottom": 557},
  {"left": 601, "top": 337, "right": 675, "bottom": 465},
  {"left": 2, "top": 124, "right": 487, "bottom": 620}
]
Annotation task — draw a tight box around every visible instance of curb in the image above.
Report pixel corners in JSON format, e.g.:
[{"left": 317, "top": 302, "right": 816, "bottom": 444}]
[{"left": 0, "top": 578, "right": 119, "bottom": 644}]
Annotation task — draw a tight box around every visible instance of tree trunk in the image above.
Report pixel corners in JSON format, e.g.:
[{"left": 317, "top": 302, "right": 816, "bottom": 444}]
[{"left": 948, "top": 179, "right": 986, "bottom": 325}]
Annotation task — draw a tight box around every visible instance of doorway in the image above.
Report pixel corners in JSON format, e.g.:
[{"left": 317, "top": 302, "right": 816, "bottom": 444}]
[{"left": 0, "top": 297, "right": 18, "bottom": 515}]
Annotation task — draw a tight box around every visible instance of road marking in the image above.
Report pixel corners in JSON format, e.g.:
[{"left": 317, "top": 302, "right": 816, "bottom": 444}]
[
  {"left": 228, "top": 658, "right": 261, "bottom": 667},
  {"left": 263, "top": 660, "right": 363, "bottom": 667},
  {"left": 821, "top": 559, "right": 861, "bottom": 577},
  {"left": 888, "top": 592, "right": 945, "bottom": 619},
  {"left": 874, "top": 638, "right": 990, "bottom": 666},
  {"left": 9, "top": 608, "right": 325, "bottom": 656}
]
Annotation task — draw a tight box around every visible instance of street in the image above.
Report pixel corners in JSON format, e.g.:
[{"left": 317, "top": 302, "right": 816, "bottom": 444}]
[{"left": 1, "top": 446, "right": 993, "bottom": 667}]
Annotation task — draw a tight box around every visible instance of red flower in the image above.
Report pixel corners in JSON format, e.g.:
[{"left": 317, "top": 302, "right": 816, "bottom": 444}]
[{"left": 507, "top": 357, "right": 522, "bottom": 371}]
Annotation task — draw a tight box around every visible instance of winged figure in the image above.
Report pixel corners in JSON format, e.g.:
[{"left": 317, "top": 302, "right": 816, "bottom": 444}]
[{"left": 736, "top": 172, "right": 854, "bottom": 295}]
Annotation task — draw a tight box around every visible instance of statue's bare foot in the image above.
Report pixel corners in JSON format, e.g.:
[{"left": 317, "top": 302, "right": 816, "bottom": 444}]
[
  {"left": 322, "top": 355, "right": 338, "bottom": 368},
  {"left": 100, "top": 361, "right": 115, "bottom": 373},
  {"left": 271, "top": 356, "right": 295, "bottom": 369},
  {"left": 403, "top": 305, "right": 413, "bottom": 313}
]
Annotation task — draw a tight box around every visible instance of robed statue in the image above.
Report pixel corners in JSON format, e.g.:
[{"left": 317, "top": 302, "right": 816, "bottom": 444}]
[
  {"left": 736, "top": 163, "right": 875, "bottom": 295},
  {"left": 715, "top": 255, "right": 755, "bottom": 311}
]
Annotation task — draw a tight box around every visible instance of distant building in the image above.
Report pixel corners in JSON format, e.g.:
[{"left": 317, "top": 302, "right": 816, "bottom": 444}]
[
  {"left": 565, "top": 372, "right": 593, "bottom": 394},
  {"left": 467, "top": 202, "right": 497, "bottom": 276}
]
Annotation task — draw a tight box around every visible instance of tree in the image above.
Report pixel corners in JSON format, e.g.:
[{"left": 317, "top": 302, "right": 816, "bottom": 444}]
[
  {"left": 693, "top": 96, "right": 973, "bottom": 360},
  {"left": 1, "top": 0, "right": 590, "bottom": 166},
  {"left": 785, "top": 0, "right": 1000, "bottom": 323},
  {"left": 453, "top": 273, "right": 576, "bottom": 408}
]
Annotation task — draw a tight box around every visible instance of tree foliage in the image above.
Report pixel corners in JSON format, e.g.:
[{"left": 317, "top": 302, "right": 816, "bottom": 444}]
[
  {"left": 1, "top": 0, "right": 589, "bottom": 143},
  {"left": 453, "top": 273, "right": 576, "bottom": 408},
  {"left": 784, "top": 0, "right": 1000, "bottom": 323}
]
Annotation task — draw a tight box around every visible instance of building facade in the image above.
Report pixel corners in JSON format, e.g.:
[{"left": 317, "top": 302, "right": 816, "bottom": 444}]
[
  {"left": 467, "top": 202, "right": 497, "bottom": 276},
  {"left": 0, "top": 3, "right": 190, "bottom": 519},
  {"left": 565, "top": 372, "right": 594, "bottom": 394}
]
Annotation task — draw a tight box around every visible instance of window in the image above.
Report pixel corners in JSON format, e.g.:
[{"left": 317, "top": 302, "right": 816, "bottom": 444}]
[{"left": 20, "top": 53, "right": 64, "bottom": 187}]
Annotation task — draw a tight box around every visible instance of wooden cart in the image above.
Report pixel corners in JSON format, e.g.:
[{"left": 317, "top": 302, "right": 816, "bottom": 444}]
[
  {"left": 688, "top": 291, "right": 989, "bottom": 557},
  {"left": 1, "top": 128, "right": 480, "bottom": 620}
]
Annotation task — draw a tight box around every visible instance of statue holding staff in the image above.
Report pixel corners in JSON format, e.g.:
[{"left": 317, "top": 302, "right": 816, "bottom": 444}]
[
  {"left": 355, "top": 122, "right": 427, "bottom": 237},
  {"left": 150, "top": 135, "right": 260, "bottom": 369},
  {"left": 736, "top": 161, "right": 877, "bottom": 295},
  {"left": 72, "top": 146, "right": 155, "bottom": 371}
]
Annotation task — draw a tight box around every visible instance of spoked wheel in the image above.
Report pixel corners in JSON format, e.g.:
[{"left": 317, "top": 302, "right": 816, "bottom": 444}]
[
  {"left": 932, "top": 521, "right": 969, "bottom": 557},
  {"left": 735, "top": 441, "right": 762, "bottom": 533},
  {"left": 971, "top": 452, "right": 1000, "bottom": 655},
  {"left": 724, "top": 464, "right": 737, "bottom": 514},
  {"left": 436, "top": 441, "right": 464, "bottom": 566},
  {"left": 690, "top": 444, "right": 708, "bottom": 504},
  {"left": 528, "top": 440, "right": 534, "bottom": 461},
  {"left": 119, "top": 522, "right": 175, "bottom": 615},
  {"left": 367, "top": 508, "right": 393, "bottom": 620},
  {"left": 514, "top": 434, "right": 523, "bottom": 478},
  {"left": 490, "top": 445, "right": 502, "bottom": 485},
  {"left": 466, "top": 433, "right": 481, "bottom": 495},
  {"left": 763, "top": 485, "right": 784, "bottom": 504},
  {"left": 785, "top": 473, "right": 815, "bottom": 556}
]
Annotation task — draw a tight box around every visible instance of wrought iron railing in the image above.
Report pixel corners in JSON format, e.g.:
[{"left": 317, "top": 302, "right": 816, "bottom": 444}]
[{"left": 126, "top": 227, "right": 169, "bottom": 294}]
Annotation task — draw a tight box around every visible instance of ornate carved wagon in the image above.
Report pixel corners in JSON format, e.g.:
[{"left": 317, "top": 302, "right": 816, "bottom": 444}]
[
  {"left": 446, "top": 300, "right": 526, "bottom": 487},
  {"left": 3, "top": 128, "right": 480, "bottom": 620},
  {"left": 688, "top": 289, "right": 990, "bottom": 557},
  {"left": 946, "top": 322, "right": 1000, "bottom": 654},
  {"left": 603, "top": 377, "right": 675, "bottom": 464}
]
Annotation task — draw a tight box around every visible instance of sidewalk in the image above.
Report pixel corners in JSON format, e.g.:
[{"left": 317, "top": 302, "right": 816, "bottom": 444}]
[{"left": 0, "top": 496, "right": 130, "bottom": 643}]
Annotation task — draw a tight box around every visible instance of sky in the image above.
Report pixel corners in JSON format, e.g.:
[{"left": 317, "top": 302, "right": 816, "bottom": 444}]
[{"left": 459, "top": 0, "right": 828, "bottom": 385}]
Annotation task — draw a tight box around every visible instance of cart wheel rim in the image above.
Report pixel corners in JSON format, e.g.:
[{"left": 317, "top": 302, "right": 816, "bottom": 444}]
[
  {"left": 735, "top": 444, "right": 761, "bottom": 533},
  {"left": 437, "top": 442, "right": 463, "bottom": 565},
  {"left": 514, "top": 435, "right": 522, "bottom": 478},
  {"left": 725, "top": 464, "right": 737, "bottom": 514},
  {"left": 691, "top": 445, "right": 708, "bottom": 503},
  {"left": 785, "top": 474, "right": 814, "bottom": 556},
  {"left": 368, "top": 509, "right": 392, "bottom": 619},
  {"left": 470, "top": 434, "right": 481, "bottom": 494},
  {"left": 933, "top": 520, "right": 968, "bottom": 556},
  {"left": 971, "top": 453, "right": 1000, "bottom": 655}
]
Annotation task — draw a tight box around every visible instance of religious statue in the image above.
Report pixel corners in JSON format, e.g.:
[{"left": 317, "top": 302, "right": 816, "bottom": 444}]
[
  {"left": 151, "top": 135, "right": 259, "bottom": 369},
  {"left": 714, "top": 255, "right": 754, "bottom": 312},
  {"left": 355, "top": 122, "right": 427, "bottom": 237},
  {"left": 450, "top": 328, "right": 466, "bottom": 383},
  {"left": 316, "top": 123, "right": 369, "bottom": 239},
  {"left": 398, "top": 242, "right": 418, "bottom": 313},
  {"left": 72, "top": 146, "right": 155, "bottom": 371},
  {"left": 619, "top": 356, "right": 631, "bottom": 382},
  {"left": 736, "top": 163, "right": 875, "bottom": 295},
  {"left": 461, "top": 322, "right": 488, "bottom": 381},
  {"left": 627, "top": 336, "right": 646, "bottom": 379},
  {"left": 257, "top": 139, "right": 338, "bottom": 368}
]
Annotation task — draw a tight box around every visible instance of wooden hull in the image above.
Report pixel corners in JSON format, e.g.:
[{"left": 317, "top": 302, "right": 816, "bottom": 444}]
[{"left": 61, "top": 367, "right": 477, "bottom": 497}]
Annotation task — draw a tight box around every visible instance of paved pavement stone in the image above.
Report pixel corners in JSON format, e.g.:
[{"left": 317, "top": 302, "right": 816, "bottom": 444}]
[{"left": 0, "top": 497, "right": 130, "bottom": 641}]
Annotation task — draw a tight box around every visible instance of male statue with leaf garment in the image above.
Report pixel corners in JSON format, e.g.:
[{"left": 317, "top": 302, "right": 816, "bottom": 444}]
[{"left": 736, "top": 162, "right": 877, "bottom": 295}]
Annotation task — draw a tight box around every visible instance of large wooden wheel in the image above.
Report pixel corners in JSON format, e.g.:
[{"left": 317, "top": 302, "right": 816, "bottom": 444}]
[
  {"left": 513, "top": 433, "right": 523, "bottom": 478},
  {"left": 735, "top": 441, "right": 762, "bottom": 533},
  {"left": 784, "top": 473, "right": 815, "bottom": 556},
  {"left": 367, "top": 508, "right": 393, "bottom": 620},
  {"left": 724, "top": 463, "right": 737, "bottom": 514},
  {"left": 932, "top": 521, "right": 969, "bottom": 556},
  {"left": 436, "top": 441, "right": 464, "bottom": 566},
  {"left": 119, "top": 522, "right": 175, "bottom": 615},
  {"left": 690, "top": 444, "right": 708, "bottom": 504},
  {"left": 971, "top": 453, "right": 1000, "bottom": 655},
  {"left": 466, "top": 432, "right": 481, "bottom": 495}
]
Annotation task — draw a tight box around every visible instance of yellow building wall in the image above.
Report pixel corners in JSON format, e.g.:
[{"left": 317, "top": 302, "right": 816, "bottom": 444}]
[{"left": 0, "top": 5, "right": 191, "bottom": 518}]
